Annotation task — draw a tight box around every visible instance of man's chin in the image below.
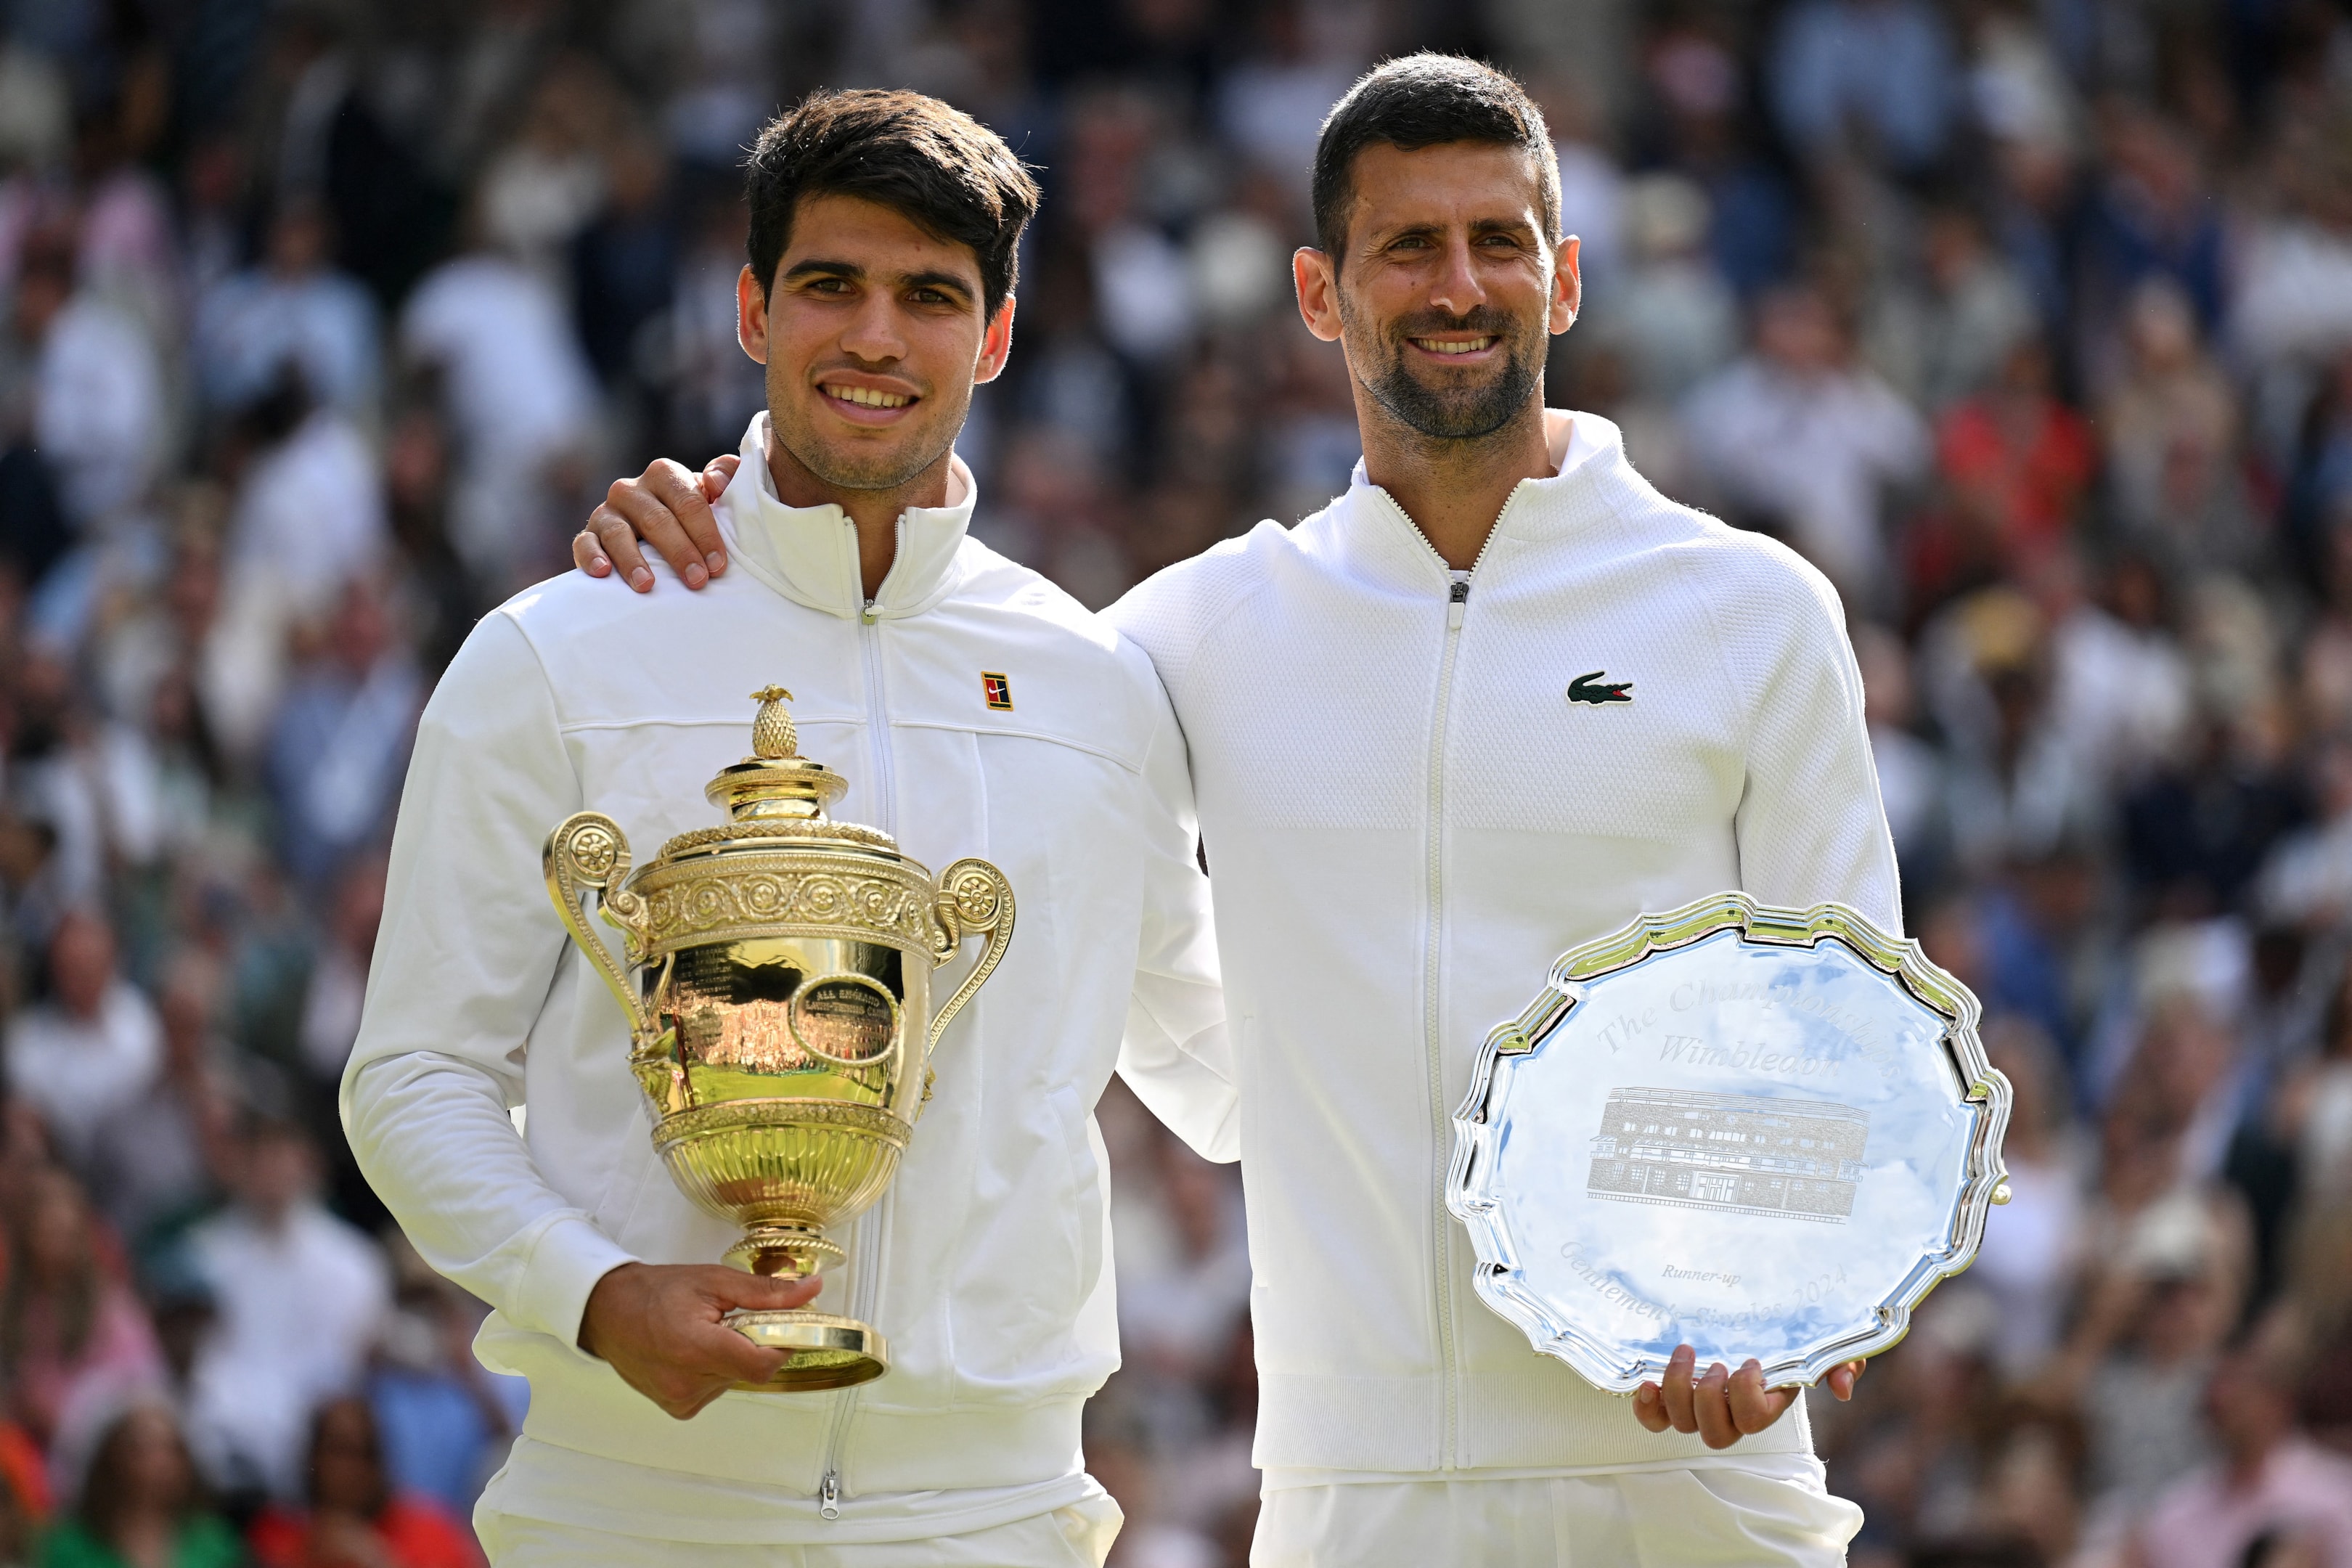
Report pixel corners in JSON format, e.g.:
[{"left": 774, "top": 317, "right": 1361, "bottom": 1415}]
[
  {"left": 1379, "top": 390, "right": 1524, "bottom": 441},
  {"left": 777, "top": 422, "right": 955, "bottom": 494}
]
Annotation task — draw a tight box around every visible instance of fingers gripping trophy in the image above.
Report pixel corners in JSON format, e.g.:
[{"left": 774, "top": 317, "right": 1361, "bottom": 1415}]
[{"left": 542, "top": 686, "right": 1013, "bottom": 1391}]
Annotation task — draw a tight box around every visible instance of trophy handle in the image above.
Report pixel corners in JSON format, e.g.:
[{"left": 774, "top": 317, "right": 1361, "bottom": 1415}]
[
  {"left": 928, "top": 858, "right": 1016, "bottom": 1053},
  {"left": 544, "top": 812, "right": 655, "bottom": 1041}
]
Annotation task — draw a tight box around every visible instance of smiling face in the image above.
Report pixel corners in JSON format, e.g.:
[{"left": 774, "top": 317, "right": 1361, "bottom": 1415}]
[
  {"left": 739, "top": 192, "right": 1013, "bottom": 497},
  {"left": 1298, "top": 140, "right": 1578, "bottom": 444}
]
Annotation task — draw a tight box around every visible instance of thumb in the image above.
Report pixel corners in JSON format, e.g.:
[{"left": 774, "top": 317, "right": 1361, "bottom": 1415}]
[
  {"left": 702, "top": 454, "right": 742, "bottom": 502},
  {"left": 708, "top": 1270, "right": 823, "bottom": 1313}
]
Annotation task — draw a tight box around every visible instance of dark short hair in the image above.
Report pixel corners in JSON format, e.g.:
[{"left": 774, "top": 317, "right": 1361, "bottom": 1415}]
[
  {"left": 745, "top": 89, "right": 1040, "bottom": 319},
  {"left": 1311, "top": 54, "right": 1561, "bottom": 261}
]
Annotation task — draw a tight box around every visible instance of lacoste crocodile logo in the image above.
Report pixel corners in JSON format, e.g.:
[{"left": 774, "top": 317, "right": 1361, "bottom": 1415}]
[{"left": 1568, "top": 671, "right": 1634, "bottom": 706}]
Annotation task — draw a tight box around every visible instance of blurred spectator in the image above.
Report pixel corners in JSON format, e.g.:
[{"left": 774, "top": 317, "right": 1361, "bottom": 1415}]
[
  {"left": 1854, "top": 621, "right": 1948, "bottom": 894},
  {"left": 398, "top": 223, "right": 597, "bottom": 591},
  {"left": 201, "top": 379, "right": 388, "bottom": 765},
  {"left": 1967, "top": 1018, "right": 2085, "bottom": 1377},
  {"left": 473, "top": 54, "right": 614, "bottom": 282},
  {"left": 2130, "top": 1336, "right": 2352, "bottom": 1568},
  {"left": 184, "top": 1121, "right": 389, "bottom": 1500},
  {"left": 192, "top": 201, "right": 381, "bottom": 424},
  {"left": 83, "top": 952, "right": 242, "bottom": 1249},
  {"left": 261, "top": 578, "right": 419, "bottom": 895},
  {"left": 41, "top": 1402, "right": 239, "bottom": 1568},
  {"left": 1924, "top": 588, "right": 2102, "bottom": 876},
  {"left": 1639, "top": 20, "right": 1799, "bottom": 298},
  {"left": 656, "top": 186, "right": 766, "bottom": 462},
  {"left": 1681, "top": 280, "right": 1929, "bottom": 607},
  {"left": 12, "top": 224, "right": 163, "bottom": 539},
  {"left": 570, "top": 134, "right": 678, "bottom": 414},
  {"left": 365, "top": 1244, "right": 519, "bottom": 1523},
  {"left": 3, "top": 912, "right": 159, "bottom": 1173},
  {"left": 2081, "top": 107, "right": 2228, "bottom": 353},
  {"left": 2102, "top": 280, "right": 2258, "bottom": 576},
  {"left": 1865, "top": 205, "right": 2038, "bottom": 417},
  {"left": 1911, "top": 338, "right": 2095, "bottom": 605},
  {"left": 1598, "top": 174, "right": 1739, "bottom": 403},
  {"left": 1769, "top": 0, "right": 1959, "bottom": 174},
  {"left": 1, "top": 1170, "right": 163, "bottom": 1449},
  {"left": 247, "top": 1397, "right": 481, "bottom": 1568}
]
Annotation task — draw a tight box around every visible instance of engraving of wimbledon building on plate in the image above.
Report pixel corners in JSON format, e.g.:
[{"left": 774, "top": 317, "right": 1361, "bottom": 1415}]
[{"left": 1585, "top": 1087, "right": 1870, "bottom": 1222}]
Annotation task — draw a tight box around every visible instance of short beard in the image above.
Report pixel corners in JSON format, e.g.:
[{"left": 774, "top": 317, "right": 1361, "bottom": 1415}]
[{"left": 1344, "top": 300, "right": 1543, "bottom": 441}]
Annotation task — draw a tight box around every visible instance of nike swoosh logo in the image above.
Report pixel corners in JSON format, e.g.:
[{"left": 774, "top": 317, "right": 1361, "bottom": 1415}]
[{"left": 1569, "top": 671, "right": 1634, "bottom": 706}]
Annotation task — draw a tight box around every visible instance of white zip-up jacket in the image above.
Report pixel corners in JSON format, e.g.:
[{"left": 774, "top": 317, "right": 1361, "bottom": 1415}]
[
  {"left": 343, "top": 415, "right": 1231, "bottom": 1545},
  {"left": 1107, "top": 409, "right": 1900, "bottom": 1481}
]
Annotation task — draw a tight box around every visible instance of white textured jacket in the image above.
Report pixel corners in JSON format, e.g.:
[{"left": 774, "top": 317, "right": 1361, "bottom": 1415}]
[
  {"left": 343, "top": 415, "right": 1230, "bottom": 1544},
  {"left": 1108, "top": 410, "right": 1900, "bottom": 1481}
]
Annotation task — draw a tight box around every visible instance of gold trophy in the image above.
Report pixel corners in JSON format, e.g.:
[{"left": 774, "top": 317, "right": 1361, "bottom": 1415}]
[{"left": 542, "top": 687, "right": 1013, "bottom": 1391}]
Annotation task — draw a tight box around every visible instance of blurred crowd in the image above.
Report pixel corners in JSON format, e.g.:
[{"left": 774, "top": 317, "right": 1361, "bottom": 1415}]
[{"left": 2, "top": 0, "right": 2352, "bottom": 1566}]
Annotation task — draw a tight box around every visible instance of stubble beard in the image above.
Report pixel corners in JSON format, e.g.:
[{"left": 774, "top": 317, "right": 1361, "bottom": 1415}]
[
  {"left": 769, "top": 369, "right": 970, "bottom": 494},
  {"left": 1342, "top": 297, "right": 1544, "bottom": 443}
]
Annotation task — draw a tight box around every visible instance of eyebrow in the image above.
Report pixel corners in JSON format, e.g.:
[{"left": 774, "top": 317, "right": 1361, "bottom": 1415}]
[
  {"left": 779, "top": 258, "right": 979, "bottom": 306},
  {"left": 1366, "top": 215, "right": 1540, "bottom": 249}
]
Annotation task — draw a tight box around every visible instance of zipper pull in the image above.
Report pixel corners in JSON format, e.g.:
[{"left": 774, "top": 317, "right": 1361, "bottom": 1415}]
[
  {"left": 1447, "top": 578, "right": 1469, "bottom": 630},
  {"left": 820, "top": 1470, "right": 841, "bottom": 1520},
  {"left": 861, "top": 598, "right": 879, "bottom": 624}
]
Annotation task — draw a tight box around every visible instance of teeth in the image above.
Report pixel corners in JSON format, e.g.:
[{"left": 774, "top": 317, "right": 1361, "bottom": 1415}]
[
  {"left": 829, "top": 385, "right": 912, "bottom": 408},
  {"left": 1414, "top": 337, "right": 1496, "bottom": 355}
]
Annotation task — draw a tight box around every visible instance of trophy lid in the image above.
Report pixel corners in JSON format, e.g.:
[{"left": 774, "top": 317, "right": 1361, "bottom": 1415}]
[{"left": 704, "top": 687, "right": 854, "bottom": 824}]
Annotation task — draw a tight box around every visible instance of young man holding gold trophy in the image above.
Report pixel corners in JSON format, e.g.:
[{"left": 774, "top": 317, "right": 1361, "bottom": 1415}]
[
  {"left": 583, "top": 57, "right": 1913, "bottom": 1567},
  {"left": 346, "top": 91, "right": 1236, "bottom": 1565}
]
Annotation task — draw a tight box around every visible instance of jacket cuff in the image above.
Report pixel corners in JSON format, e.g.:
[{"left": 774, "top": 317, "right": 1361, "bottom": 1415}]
[{"left": 511, "top": 1214, "right": 640, "bottom": 1347}]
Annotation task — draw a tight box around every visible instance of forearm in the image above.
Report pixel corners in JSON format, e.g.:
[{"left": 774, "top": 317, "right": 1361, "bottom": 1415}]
[
  {"left": 339, "top": 609, "right": 633, "bottom": 1344},
  {"left": 1733, "top": 573, "right": 1902, "bottom": 928},
  {"left": 1118, "top": 649, "right": 1238, "bottom": 1161},
  {"left": 345, "top": 1052, "right": 634, "bottom": 1345},
  {"left": 1119, "top": 997, "right": 1238, "bottom": 1162}
]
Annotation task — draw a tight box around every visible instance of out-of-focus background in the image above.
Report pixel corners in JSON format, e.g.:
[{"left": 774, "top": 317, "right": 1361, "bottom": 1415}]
[{"left": 1, "top": 1, "right": 2351, "bottom": 1565}]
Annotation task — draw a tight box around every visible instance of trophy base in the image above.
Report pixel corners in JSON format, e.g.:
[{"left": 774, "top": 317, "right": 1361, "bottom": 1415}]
[{"left": 726, "top": 1310, "right": 888, "bottom": 1392}]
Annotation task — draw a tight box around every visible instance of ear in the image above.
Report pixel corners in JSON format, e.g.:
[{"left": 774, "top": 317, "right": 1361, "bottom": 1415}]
[
  {"left": 1294, "top": 248, "right": 1344, "bottom": 343},
  {"left": 974, "top": 297, "right": 1016, "bottom": 385},
  {"left": 736, "top": 265, "right": 769, "bottom": 365},
  {"left": 1551, "top": 235, "right": 1583, "bottom": 335}
]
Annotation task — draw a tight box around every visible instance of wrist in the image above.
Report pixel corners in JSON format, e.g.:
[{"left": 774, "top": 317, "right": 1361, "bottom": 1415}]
[{"left": 578, "top": 1260, "right": 646, "bottom": 1355}]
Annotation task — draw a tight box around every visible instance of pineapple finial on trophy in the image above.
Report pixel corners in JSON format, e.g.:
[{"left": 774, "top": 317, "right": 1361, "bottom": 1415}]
[{"left": 750, "top": 686, "right": 798, "bottom": 759}]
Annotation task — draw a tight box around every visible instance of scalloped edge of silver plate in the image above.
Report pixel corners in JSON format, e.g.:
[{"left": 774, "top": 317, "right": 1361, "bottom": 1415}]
[{"left": 1444, "top": 892, "right": 2012, "bottom": 1393}]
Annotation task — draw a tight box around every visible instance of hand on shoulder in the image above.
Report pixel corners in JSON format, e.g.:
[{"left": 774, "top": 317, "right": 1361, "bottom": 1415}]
[{"left": 575, "top": 455, "right": 740, "bottom": 592}]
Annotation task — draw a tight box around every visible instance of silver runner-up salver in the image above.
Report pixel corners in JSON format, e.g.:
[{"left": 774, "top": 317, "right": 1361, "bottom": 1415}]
[{"left": 1446, "top": 894, "right": 2012, "bottom": 1393}]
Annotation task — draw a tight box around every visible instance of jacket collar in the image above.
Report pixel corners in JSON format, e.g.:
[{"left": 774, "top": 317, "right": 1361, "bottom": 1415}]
[
  {"left": 716, "top": 412, "right": 977, "bottom": 621},
  {"left": 1324, "top": 409, "right": 1628, "bottom": 592}
]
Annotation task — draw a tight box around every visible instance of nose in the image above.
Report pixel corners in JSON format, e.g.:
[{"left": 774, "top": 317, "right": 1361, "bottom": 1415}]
[
  {"left": 1426, "top": 233, "right": 1488, "bottom": 320},
  {"left": 839, "top": 291, "right": 908, "bottom": 365}
]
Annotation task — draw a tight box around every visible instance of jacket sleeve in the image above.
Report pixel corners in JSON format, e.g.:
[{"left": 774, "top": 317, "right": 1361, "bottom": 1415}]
[
  {"left": 1114, "top": 648, "right": 1238, "bottom": 1162},
  {"left": 1731, "top": 567, "right": 1905, "bottom": 933},
  {"left": 339, "top": 612, "right": 636, "bottom": 1346}
]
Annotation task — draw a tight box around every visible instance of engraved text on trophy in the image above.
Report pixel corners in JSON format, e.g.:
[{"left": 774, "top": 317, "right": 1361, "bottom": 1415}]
[{"left": 1585, "top": 1087, "right": 1870, "bottom": 1222}]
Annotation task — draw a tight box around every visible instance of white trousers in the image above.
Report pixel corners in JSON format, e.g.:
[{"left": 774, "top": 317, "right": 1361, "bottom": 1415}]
[
  {"left": 1251, "top": 1461, "right": 1863, "bottom": 1567},
  {"left": 478, "top": 1494, "right": 1122, "bottom": 1567}
]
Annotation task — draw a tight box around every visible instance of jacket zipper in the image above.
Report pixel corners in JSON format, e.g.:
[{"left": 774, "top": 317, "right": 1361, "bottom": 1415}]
[
  {"left": 821, "top": 514, "right": 907, "bottom": 1518},
  {"left": 1402, "top": 489, "right": 1514, "bottom": 1471}
]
